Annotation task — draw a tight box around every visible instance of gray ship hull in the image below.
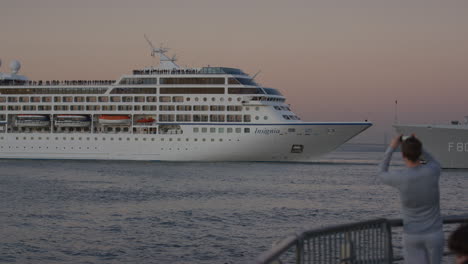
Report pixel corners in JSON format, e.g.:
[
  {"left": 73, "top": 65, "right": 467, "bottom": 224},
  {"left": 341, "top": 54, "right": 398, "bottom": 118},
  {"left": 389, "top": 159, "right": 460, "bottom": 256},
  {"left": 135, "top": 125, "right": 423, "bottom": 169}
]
[{"left": 394, "top": 124, "right": 468, "bottom": 169}]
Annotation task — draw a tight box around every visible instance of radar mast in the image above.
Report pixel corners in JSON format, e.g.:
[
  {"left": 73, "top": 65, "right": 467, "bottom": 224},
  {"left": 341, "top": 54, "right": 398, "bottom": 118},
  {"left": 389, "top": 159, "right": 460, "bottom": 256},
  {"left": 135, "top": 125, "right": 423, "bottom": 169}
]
[{"left": 144, "top": 34, "right": 180, "bottom": 69}]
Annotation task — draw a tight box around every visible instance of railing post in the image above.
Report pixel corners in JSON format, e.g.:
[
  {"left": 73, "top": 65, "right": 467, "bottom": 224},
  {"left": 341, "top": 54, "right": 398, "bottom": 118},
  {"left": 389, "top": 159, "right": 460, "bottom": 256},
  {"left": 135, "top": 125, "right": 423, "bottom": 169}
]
[{"left": 296, "top": 239, "right": 304, "bottom": 264}]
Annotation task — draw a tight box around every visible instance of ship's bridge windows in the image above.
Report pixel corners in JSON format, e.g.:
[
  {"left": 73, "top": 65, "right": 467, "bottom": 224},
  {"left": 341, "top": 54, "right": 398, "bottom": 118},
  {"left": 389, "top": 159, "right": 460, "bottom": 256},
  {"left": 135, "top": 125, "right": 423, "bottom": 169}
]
[
  {"left": 228, "top": 77, "right": 258, "bottom": 86},
  {"left": 228, "top": 88, "right": 264, "bottom": 94},
  {"left": 160, "top": 87, "right": 224, "bottom": 94},
  {"left": 110, "top": 87, "right": 157, "bottom": 94},
  {"left": 160, "top": 77, "right": 225, "bottom": 85},
  {"left": 119, "top": 78, "right": 157, "bottom": 85},
  {"left": 263, "top": 88, "right": 283, "bottom": 96}
]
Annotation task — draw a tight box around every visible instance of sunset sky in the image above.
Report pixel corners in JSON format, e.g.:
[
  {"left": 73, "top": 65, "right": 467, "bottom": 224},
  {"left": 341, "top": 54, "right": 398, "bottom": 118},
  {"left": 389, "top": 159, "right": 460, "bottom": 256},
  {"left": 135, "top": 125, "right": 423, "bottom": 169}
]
[{"left": 1, "top": 0, "right": 467, "bottom": 143}]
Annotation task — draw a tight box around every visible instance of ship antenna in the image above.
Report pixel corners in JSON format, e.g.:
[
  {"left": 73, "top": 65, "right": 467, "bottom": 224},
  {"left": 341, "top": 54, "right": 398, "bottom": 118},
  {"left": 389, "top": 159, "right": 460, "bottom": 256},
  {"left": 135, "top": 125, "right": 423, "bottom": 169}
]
[
  {"left": 143, "top": 34, "right": 179, "bottom": 69},
  {"left": 252, "top": 70, "right": 261, "bottom": 79},
  {"left": 394, "top": 99, "right": 399, "bottom": 124}
]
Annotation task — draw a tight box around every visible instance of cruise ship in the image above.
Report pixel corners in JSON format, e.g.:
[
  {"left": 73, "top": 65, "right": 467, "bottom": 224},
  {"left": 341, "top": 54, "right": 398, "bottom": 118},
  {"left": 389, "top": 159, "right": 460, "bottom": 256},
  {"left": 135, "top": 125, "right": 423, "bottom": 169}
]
[
  {"left": 0, "top": 42, "right": 371, "bottom": 161},
  {"left": 395, "top": 117, "right": 468, "bottom": 169}
]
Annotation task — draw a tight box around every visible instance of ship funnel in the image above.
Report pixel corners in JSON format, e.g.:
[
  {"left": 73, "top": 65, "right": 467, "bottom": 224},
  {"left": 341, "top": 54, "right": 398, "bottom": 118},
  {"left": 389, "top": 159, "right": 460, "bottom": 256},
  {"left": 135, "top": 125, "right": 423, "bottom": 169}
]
[{"left": 10, "top": 60, "right": 21, "bottom": 74}]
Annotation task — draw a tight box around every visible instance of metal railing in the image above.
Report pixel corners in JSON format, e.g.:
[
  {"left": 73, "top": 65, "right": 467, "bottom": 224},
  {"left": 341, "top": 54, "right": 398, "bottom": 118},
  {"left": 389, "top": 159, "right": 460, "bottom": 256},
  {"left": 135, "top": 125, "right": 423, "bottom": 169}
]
[{"left": 256, "top": 215, "right": 468, "bottom": 264}]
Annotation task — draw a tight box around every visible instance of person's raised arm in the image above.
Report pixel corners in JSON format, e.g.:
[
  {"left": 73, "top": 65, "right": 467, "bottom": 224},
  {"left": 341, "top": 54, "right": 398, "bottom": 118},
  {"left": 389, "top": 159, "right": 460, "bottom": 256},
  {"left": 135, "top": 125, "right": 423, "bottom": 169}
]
[{"left": 378, "top": 135, "right": 403, "bottom": 187}]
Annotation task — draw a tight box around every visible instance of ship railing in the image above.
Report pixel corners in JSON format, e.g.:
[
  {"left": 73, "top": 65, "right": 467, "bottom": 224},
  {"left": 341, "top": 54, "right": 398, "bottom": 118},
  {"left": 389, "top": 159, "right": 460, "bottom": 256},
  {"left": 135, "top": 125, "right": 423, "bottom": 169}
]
[
  {"left": 256, "top": 215, "right": 468, "bottom": 264},
  {"left": 1, "top": 80, "right": 116, "bottom": 86}
]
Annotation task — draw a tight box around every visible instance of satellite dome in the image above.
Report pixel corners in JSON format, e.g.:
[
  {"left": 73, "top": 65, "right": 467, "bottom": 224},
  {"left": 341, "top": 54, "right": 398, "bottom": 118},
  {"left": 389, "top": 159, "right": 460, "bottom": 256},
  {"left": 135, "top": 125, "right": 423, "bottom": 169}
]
[{"left": 10, "top": 60, "right": 21, "bottom": 74}]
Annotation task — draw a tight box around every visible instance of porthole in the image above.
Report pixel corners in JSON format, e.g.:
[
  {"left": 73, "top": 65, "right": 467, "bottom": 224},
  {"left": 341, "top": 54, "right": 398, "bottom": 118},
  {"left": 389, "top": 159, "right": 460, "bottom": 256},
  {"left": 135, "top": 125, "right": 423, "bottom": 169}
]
[
  {"left": 55, "top": 137, "right": 59, "bottom": 140},
  {"left": 71, "top": 137, "right": 74, "bottom": 140},
  {"left": 211, "top": 97, "right": 215, "bottom": 102},
  {"left": 220, "top": 97, "right": 224, "bottom": 102},
  {"left": 95, "top": 137, "right": 98, "bottom": 140},
  {"left": 195, "top": 97, "right": 199, "bottom": 102},
  {"left": 169, "top": 138, "right": 173, "bottom": 141},
  {"left": 151, "top": 138, "right": 155, "bottom": 141},
  {"left": 102, "top": 137, "right": 106, "bottom": 141},
  {"left": 38, "top": 137, "right": 42, "bottom": 140},
  {"left": 202, "top": 138, "right": 206, "bottom": 142},
  {"left": 264, "top": 116, "right": 268, "bottom": 120},
  {"left": 228, "top": 97, "right": 232, "bottom": 102},
  {"left": 143, "top": 138, "right": 146, "bottom": 141},
  {"left": 237, "top": 97, "right": 241, "bottom": 101},
  {"left": 63, "top": 137, "right": 67, "bottom": 140},
  {"left": 111, "top": 138, "right": 114, "bottom": 141},
  {"left": 186, "top": 97, "right": 191, "bottom": 101},
  {"left": 219, "top": 138, "right": 223, "bottom": 142},
  {"left": 186, "top": 138, "right": 189, "bottom": 141},
  {"left": 211, "top": 138, "right": 215, "bottom": 142},
  {"left": 127, "top": 138, "right": 130, "bottom": 141},
  {"left": 255, "top": 116, "right": 259, "bottom": 120},
  {"left": 177, "top": 138, "right": 181, "bottom": 141},
  {"left": 246, "top": 107, "right": 250, "bottom": 111},
  {"left": 194, "top": 138, "right": 198, "bottom": 142},
  {"left": 119, "top": 138, "right": 122, "bottom": 141},
  {"left": 203, "top": 97, "right": 207, "bottom": 102},
  {"left": 134, "top": 138, "right": 138, "bottom": 141},
  {"left": 255, "top": 107, "right": 259, "bottom": 111},
  {"left": 79, "top": 137, "right": 82, "bottom": 140},
  {"left": 161, "top": 138, "right": 165, "bottom": 141}
]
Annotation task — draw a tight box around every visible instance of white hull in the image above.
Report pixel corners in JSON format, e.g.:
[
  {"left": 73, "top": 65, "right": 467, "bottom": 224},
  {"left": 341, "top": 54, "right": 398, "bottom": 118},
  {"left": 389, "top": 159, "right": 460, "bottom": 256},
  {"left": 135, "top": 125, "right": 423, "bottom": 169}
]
[
  {"left": 0, "top": 123, "right": 370, "bottom": 161},
  {"left": 395, "top": 124, "right": 468, "bottom": 169}
]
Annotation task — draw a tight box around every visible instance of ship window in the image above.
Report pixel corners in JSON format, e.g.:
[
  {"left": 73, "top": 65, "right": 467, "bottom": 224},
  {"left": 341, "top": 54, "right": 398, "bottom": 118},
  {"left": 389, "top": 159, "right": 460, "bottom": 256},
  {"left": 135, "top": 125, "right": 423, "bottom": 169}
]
[
  {"left": 218, "top": 128, "right": 224, "bottom": 133},
  {"left": 228, "top": 88, "right": 264, "bottom": 94},
  {"left": 74, "top": 96, "right": 84, "bottom": 102},
  {"left": 264, "top": 116, "right": 268, "bottom": 120},
  {"left": 228, "top": 78, "right": 258, "bottom": 86},
  {"left": 159, "top": 96, "right": 171, "bottom": 102},
  {"left": 288, "top": 128, "right": 296, "bottom": 133},
  {"left": 202, "top": 127, "right": 207, "bottom": 133},
  {"left": 160, "top": 77, "right": 225, "bottom": 85},
  {"left": 193, "top": 127, "right": 199, "bottom": 133},
  {"left": 235, "top": 128, "right": 241, "bottom": 133},
  {"left": 243, "top": 115, "right": 251, "bottom": 122},
  {"left": 110, "top": 87, "right": 157, "bottom": 94},
  {"left": 86, "top": 96, "right": 97, "bottom": 102},
  {"left": 146, "top": 96, "right": 157, "bottom": 102},
  {"left": 122, "top": 96, "right": 133, "bottom": 102},
  {"left": 119, "top": 78, "right": 157, "bottom": 85},
  {"left": 210, "top": 128, "right": 216, "bottom": 133},
  {"left": 111, "top": 96, "right": 121, "bottom": 102},
  {"left": 172, "top": 96, "right": 184, "bottom": 102},
  {"left": 283, "top": 115, "right": 290, "bottom": 120},
  {"left": 244, "top": 128, "right": 250, "bottom": 133},
  {"left": 98, "top": 96, "right": 109, "bottom": 102},
  {"left": 160, "top": 88, "right": 224, "bottom": 94},
  {"left": 227, "top": 128, "right": 233, "bottom": 133}
]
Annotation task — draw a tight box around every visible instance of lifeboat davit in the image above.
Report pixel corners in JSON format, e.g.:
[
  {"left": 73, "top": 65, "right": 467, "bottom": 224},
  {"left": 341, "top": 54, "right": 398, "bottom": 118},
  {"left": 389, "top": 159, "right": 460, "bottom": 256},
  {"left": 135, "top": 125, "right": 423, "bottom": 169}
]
[
  {"left": 98, "top": 115, "right": 131, "bottom": 125},
  {"left": 136, "top": 117, "right": 155, "bottom": 123}
]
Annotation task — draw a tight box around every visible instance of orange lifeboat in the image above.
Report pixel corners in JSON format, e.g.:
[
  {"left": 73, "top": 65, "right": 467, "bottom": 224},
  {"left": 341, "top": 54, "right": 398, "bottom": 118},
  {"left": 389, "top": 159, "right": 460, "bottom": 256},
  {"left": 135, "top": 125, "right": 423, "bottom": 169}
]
[
  {"left": 136, "top": 117, "right": 155, "bottom": 123},
  {"left": 98, "top": 115, "right": 131, "bottom": 125}
]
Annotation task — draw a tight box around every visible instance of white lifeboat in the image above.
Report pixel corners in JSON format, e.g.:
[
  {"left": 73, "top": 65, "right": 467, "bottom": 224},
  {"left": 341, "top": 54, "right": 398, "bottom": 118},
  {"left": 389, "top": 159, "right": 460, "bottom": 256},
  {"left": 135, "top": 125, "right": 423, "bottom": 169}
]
[
  {"left": 55, "top": 115, "right": 91, "bottom": 127},
  {"left": 15, "top": 114, "right": 50, "bottom": 127}
]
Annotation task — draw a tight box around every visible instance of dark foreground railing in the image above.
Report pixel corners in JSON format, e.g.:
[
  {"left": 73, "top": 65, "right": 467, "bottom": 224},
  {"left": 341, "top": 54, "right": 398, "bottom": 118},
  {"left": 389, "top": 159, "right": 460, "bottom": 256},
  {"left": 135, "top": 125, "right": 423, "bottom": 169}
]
[{"left": 256, "top": 215, "right": 468, "bottom": 264}]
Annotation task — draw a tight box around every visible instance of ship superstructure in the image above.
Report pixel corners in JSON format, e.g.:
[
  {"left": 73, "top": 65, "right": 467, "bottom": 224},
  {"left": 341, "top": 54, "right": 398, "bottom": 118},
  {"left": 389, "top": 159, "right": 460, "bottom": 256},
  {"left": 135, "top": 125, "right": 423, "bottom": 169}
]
[{"left": 0, "top": 42, "right": 371, "bottom": 161}]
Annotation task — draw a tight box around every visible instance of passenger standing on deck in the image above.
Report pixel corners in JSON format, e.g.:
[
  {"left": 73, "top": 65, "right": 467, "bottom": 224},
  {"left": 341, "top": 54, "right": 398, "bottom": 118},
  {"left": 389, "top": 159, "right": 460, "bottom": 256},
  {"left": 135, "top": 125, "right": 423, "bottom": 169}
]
[{"left": 379, "top": 135, "right": 444, "bottom": 264}]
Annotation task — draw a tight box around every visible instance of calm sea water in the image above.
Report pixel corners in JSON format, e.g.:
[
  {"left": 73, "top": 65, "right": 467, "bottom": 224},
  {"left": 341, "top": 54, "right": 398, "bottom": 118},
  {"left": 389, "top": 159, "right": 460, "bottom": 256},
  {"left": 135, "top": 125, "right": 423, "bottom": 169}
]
[{"left": 0, "top": 144, "right": 466, "bottom": 264}]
